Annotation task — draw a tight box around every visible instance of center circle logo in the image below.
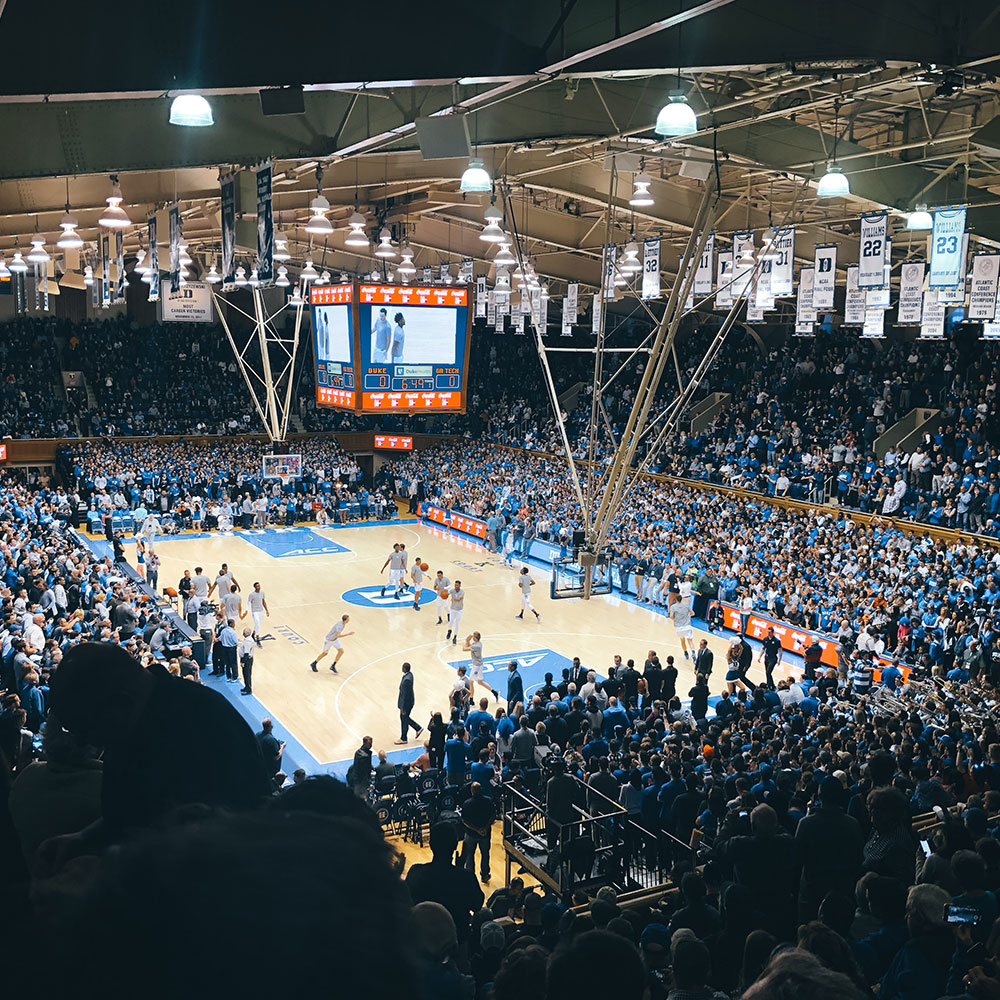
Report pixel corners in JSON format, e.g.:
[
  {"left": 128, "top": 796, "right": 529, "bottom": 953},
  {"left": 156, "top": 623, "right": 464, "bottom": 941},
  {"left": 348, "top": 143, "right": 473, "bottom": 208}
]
[{"left": 341, "top": 586, "right": 437, "bottom": 609}]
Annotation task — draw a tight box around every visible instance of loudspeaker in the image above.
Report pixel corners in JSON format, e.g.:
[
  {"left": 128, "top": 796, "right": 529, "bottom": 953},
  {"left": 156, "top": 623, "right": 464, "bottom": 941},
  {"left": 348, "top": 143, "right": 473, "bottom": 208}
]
[
  {"left": 415, "top": 115, "right": 471, "bottom": 160},
  {"left": 259, "top": 86, "right": 305, "bottom": 117}
]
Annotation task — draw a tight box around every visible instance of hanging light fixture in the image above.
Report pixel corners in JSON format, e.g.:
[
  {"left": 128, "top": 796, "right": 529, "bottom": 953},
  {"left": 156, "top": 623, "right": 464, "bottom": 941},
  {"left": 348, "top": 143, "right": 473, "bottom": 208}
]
[
  {"left": 275, "top": 265, "right": 290, "bottom": 287},
  {"left": 0, "top": 256, "right": 9, "bottom": 279},
  {"left": 289, "top": 286, "right": 304, "bottom": 307},
  {"left": 318, "top": 270, "right": 331, "bottom": 285},
  {"left": 907, "top": 204, "right": 933, "bottom": 231},
  {"left": 248, "top": 268, "right": 260, "bottom": 287},
  {"left": 494, "top": 244, "right": 516, "bottom": 267},
  {"left": 397, "top": 244, "right": 416, "bottom": 275},
  {"left": 736, "top": 241, "right": 756, "bottom": 266},
  {"left": 83, "top": 265, "right": 94, "bottom": 285},
  {"left": 817, "top": 100, "right": 850, "bottom": 198},
  {"left": 300, "top": 259, "right": 319, "bottom": 282},
  {"left": 344, "top": 210, "right": 368, "bottom": 248},
  {"left": 274, "top": 231, "right": 291, "bottom": 261},
  {"left": 541, "top": 282, "right": 550, "bottom": 300},
  {"left": 169, "top": 93, "right": 214, "bottom": 127},
  {"left": 9, "top": 249, "right": 27, "bottom": 273},
  {"left": 338, "top": 272, "right": 350, "bottom": 283},
  {"left": 495, "top": 269, "right": 510, "bottom": 290},
  {"left": 205, "top": 264, "right": 221, "bottom": 283},
  {"left": 305, "top": 195, "right": 333, "bottom": 235},
  {"left": 133, "top": 249, "right": 149, "bottom": 276},
  {"left": 630, "top": 170, "right": 655, "bottom": 207},
  {"left": 480, "top": 203, "right": 505, "bottom": 243},
  {"left": 234, "top": 266, "right": 248, "bottom": 286},
  {"left": 27, "top": 236, "right": 50, "bottom": 264},
  {"left": 655, "top": 93, "right": 697, "bottom": 137},
  {"left": 57, "top": 181, "right": 83, "bottom": 250},
  {"left": 374, "top": 227, "right": 396, "bottom": 258},
  {"left": 460, "top": 157, "right": 491, "bottom": 193},
  {"left": 620, "top": 242, "right": 642, "bottom": 275},
  {"left": 99, "top": 175, "right": 131, "bottom": 229},
  {"left": 178, "top": 242, "right": 193, "bottom": 267}
]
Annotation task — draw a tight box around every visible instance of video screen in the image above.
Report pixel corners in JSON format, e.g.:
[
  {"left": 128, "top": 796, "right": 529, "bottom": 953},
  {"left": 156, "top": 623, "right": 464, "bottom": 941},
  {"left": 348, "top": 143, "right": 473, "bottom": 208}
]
[
  {"left": 311, "top": 284, "right": 357, "bottom": 410},
  {"left": 358, "top": 285, "right": 470, "bottom": 412}
]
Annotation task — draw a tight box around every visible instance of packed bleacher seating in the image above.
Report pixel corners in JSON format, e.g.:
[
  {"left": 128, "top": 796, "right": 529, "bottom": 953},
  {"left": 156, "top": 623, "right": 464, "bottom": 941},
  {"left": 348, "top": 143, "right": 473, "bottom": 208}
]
[{"left": 0, "top": 319, "right": 74, "bottom": 439}]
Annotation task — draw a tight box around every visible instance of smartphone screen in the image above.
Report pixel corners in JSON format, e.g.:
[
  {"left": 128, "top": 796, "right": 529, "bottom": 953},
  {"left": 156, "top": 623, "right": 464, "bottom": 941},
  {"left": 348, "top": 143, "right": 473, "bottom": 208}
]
[
  {"left": 946, "top": 905, "right": 981, "bottom": 925},
  {"left": 920, "top": 840, "right": 932, "bottom": 858}
]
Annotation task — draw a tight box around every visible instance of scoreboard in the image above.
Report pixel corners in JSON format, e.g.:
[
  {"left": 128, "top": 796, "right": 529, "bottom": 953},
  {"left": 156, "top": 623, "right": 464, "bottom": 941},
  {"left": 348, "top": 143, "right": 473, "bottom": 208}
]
[{"left": 310, "top": 281, "right": 472, "bottom": 414}]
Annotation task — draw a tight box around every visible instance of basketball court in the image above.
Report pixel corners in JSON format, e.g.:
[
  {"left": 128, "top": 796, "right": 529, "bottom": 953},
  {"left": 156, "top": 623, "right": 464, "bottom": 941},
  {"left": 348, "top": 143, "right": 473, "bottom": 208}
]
[{"left": 125, "top": 515, "right": 776, "bottom": 778}]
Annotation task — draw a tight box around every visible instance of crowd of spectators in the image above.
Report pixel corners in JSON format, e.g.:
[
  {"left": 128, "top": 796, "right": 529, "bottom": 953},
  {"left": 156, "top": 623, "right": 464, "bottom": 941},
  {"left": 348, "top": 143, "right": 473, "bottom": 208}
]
[{"left": 0, "top": 318, "right": 74, "bottom": 439}]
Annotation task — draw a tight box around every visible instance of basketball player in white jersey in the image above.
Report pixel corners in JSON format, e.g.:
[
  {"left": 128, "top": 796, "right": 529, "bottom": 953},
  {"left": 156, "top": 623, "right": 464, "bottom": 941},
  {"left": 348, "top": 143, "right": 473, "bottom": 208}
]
[
  {"left": 222, "top": 583, "right": 243, "bottom": 625},
  {"left": 243, "top": 581, "right": 270, "bottom": 647},
  {"left": 410, "top": 560, "right": 427, "bottom": 611},
  {"left": 398, "top": 543, "right": 410, "bottom": 594},
  {"left": 432, "top": 569, "right": 451, "bottom": 625},
  {"left": 208, "top": 562, "right": 241, "bottom": 598},
  {"left": 380, "top": 543, "right": 406, "bottom": 599},
  {"left": 515, "top": 566, "right": 541, "bottom": 621},
  {"left": 311, "top": 613, "right": 353, "bottom": 673},
  {"left": 462, "top": 630, "right": 500, "bottom": 701},
  {"left": 445, "top": 580, "right": 464, "bottom": 645}
]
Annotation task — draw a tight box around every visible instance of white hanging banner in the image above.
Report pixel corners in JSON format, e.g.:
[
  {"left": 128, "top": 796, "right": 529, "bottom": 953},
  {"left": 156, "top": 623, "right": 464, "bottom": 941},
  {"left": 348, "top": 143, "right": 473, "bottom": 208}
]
[
  {"left": 813, "top": 244, "right": 837, "bottom": 309},
  {"left": 844, "top": 265, "right": 865, "bottom": 325},
  {"left": 983, "top": 323, "right": 1000, "bottom": 340},
  {"left": 920, "top": 291, "right": 946, "bottom": 338},
  {"left": 642, "top": 237, "right": 661, "bottom": 300},
  {"left": 865, "top": 239, "right": 893, "bottom": 308},
  {"left": 746, "top": 301, "right": 764, "bottom": 322},
  {"left": 936, "top": 232, "right": 969, "bottom": 302},
  {"left": 970, "top": 253, "right": 1000, "bottom": 321},
  {"left": 486, "top": 290, "right": 497, "bottom": 328},
  {"left": 562, "top": 281, "right": 578, "bottom": 335},
  {"left": 769, "top": 226, "right": 795, "bottom": 297},
  {"left": 529, "top": 287, "right": 542, "bottom": 330},
  {"left": 422, "top": 265, "right": 433, "bottom": 284},
  {"left": 495, "top": 287, "right": 510, "bottom": 318},
  {"left": 716, "top": 251, "right": 734, "bottom": 308},
  {"left": 858, "top": 211, "right": 889, "bottom": 288},
  {"left": 753, "top": 260, "right": 774, "bottom": 310},
  {"left": 461, "top": 257, "right": 474, "bottom": 283},
  {"left": 601, "top": 245, "right": 617, "bottom": 300},
  {"left": 475, "top": 275, "right": 488, "bottom": 318},
  {"left": 862, "top": 307, "right": 885, "bottom": 338},
  {"left": 929, "top": 207, "right": 967, "bottom": 288},
  {"left": 693, "top": 233, "right": 714, "bottom": 295},
  {"left": 592, "top": 292, "right": 602, "bottom": 335},
  {"left": 795, "top": 267, "right": 816, "bottom": 334},
  {"left": 897, "top": 261, "right": 925, "bottom": 324},
  {"left": 731, "top": 231, "right": 755, "bottom": 298},
  {"left": 683, "top": 254, "right": 696, "bottom": 311}
]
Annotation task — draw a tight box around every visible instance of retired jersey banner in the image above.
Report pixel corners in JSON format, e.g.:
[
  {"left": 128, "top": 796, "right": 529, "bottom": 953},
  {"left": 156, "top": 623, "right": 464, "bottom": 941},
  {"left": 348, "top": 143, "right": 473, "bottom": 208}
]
[
  {"left": 168, "top": 202, "right": 180, "bottom": 294},
  {"left": 693, "top": 233, "right": 714, "bottom": 295},
  {"left": 422, "top": 265, "right": 433, "bottom": 284},
  {"left": 844, "top": 265, "right": 865, "bottom": 325},
  {"left": 716, "top": 251, "right": 734, "bottom": 308},
  {"left": 813, "top": 244, "right": 837, "bottom": 309},
  {"left": 642, "top": 237, "right": 661, "bottom": 300},
  {"left": 256, "top": 160, "right": 274, "bottom": 284},
  {"left": 863, "top": 307, "right": 885, "bottom": 338},
  {"left": 930, "top": 207, "right": 967, "bottom": 288},
  {"left": 461, "top": 257, "right": 474, "bottom": 283},
  {"left": 101, "top": 234, "right": 111, "bottom": 306},
  {"left": 920, "top": 291, "right": 946, "bottom": 338},
  {"left": 562, "top": 281, "right": 578, "bottom": 335},
  {"left": 475, "top": 275, "right": 487, "bottom": 318},
  {"left": 970, "top": 253, "right": 1000, "bottom": 321},
  {"left": 731, "top": 231, "right": 754, "bottom": 298},
  {"left": 486, "top": 290, "right": 496, "bottom": 328},
  {"left": 769, "top": 226, "right": 795, "bottom": 297},
  {"left": 858, "top": 212, "right": 889, "bottom": 288},
  {"left": 147, "top": 214, "right": 159, "bottom": 302},
  {"left": 115, "top": 231, "right": 125, "bottom": 302},
  {"left": 220, "top": 174, "right": 236, "bottom": 287},
  {"left": 897, "top": 261, "right": 925, "bottom": 324},
  {"left": 601, "top": 244, "right": 617, "bottom": 300},
  {"left": 592, "top": 292, "right": 602, "bottom": 336}
]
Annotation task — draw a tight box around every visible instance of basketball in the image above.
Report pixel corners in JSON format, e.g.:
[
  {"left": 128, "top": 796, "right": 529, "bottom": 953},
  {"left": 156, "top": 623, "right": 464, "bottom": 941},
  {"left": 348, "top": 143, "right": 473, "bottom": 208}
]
[
  {"left": 420, "top": 561, "right": 429, "bottom": 572},
  {"left": 439, "top": 589, "right": 450, "bottom": 600}
]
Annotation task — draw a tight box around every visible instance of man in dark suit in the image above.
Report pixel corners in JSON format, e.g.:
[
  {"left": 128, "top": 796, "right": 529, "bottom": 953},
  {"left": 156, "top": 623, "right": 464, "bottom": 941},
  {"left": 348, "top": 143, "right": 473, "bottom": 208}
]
[
  {"left": 693, "top": 639, "right": 714, "bottom": 677},
  {"left": 506, "top": 660, "right": 524, "bottom": 714},
  {"left": 396, "top": 661, "right": 422, "bottom": 744}
]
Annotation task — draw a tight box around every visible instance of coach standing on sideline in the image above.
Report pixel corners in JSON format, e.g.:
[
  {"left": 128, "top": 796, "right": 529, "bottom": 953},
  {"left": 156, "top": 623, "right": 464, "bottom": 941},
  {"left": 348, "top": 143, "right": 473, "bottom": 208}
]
[
  {"left": 238, "top": 628, "right": 256, "bottom": 695},
  {"left": 396, "top": 661, "right": 423, "bottom": 744}
]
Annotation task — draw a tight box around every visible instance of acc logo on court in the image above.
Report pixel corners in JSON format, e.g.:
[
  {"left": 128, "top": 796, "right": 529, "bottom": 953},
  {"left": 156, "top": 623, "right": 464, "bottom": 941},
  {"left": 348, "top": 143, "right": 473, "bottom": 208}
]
[{"left": 340, "top": 586, "right": 437, "bottom": 609}]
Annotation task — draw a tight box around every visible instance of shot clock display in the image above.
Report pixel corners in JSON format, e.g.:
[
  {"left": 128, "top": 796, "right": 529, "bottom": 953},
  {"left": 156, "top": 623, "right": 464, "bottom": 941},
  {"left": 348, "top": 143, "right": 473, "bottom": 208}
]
[{"left": 310, "top": 284, "right": 356, "bottom": 410}]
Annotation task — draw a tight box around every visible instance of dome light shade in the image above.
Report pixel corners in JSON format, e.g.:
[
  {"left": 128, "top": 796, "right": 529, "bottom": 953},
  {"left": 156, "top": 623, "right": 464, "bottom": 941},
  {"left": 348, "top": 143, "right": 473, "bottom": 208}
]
[
  {"left": 275, "top": 266, "right": 289, "bottom": 287},
  {"left": 481, "top": 204, "right": 505, "bottom": 243},
  {"left": 99, "top": 177, "right": 130, "bottom": 229},
  {"left": 289, "top": 287, "right": 304, "bottom": 307},
  {"left": 816, "top": 162, "right": 850, "bottom": 198},
  {"left": 57, "top": 211, "right": 84, "bottom": 249},
  {"left": 629, "top": 172, "right": 654, "bottom": 207},
  {"left": 300, "top": 259, "right": 319, "bottom": 282},
  {"left": 9, "top": 251, "right": 27, "bottom": 273},
  {"left": 495, "top": 269, "right": 510, "bottom": 290},
  {"left": 178, "top": 243, "right": 193, "bottom": 266},
  {"left": 83, "top": 265, "right": 93, "bottom": 285},
  {"left": 397, "top": 245, "right": 416, "bottom": 275},
  {"left": 459, "top": 157, "right": 491, "bottom": 193},
  {"left": 374, "top": 227, "right": 396, "bottom": 258},
  {"left": 234, "top": 266, "right": 247, "bottom": 286},
  {"left": 133, "top": 249, "right": 149, "bottom": 275},
  {"left": 274, "top": 232, "right": 291, "bottom": 261},
  {"left": 248, "top": 268, "right": 260, "bottom": 287},
  {"left": 205, "top": 265, "right": 221, "bottom": 283},
  {"left": 27, "top": 238, "right": 50, "bottom": 264},
  {"left": 344, "top": 210, "right": 368, "bottom": 248},
  {"left": 318, "top": 270, "right": 331, "bottom": 285},
  {"left": 907, "top": 204, "right": 933, "bottom": 231},
  {"left": 621, "top": 242, "right": 641, "bottom": 275},
  {"left": 305, "top": 195, "right": 333, "bottom": 235},
  {"left": 655, "top": 92, "right": 697, "bottom": 137},
  {"left": 541, "top": 283, "right": 550, "bottom": 300},
  {"left": 169, "top": 93, "right": 214, "bottom": 127},
  {"left": 494, "top": 245, "right": 516, "bottom": 267},
  {"left": 0, "top": 256, "right": 9, "bottom": 279}
]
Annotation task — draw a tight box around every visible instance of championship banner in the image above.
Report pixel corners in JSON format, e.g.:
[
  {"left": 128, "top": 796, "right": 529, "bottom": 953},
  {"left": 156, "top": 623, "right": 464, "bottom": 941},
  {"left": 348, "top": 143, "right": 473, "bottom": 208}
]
[
  {"left": 795, "top": 267, "right": 816, "bottom": 334},
  {"left": 862, "top": 307, "right": 885, "bottom": 338},
  {"left": 101, "top": 234, "right": 111, "bottom": 306},
  {"left": 969, "top": 253, "right": 1000, "bottom": 320},
  {"left": 844, "top": 265, "right": 865, "bottom": 324},
  {"left": 592, "top": 293, "right": 602, "bottom": 335},
  {"left": 715, "top": 251, "right": 734, "bottom": 308},
  {"left": 813, "top": 244, "right": 837, "bottom": 309},
  {"left": 33, "top": 264, "right": 40, "bottom": 311},
  {"left": 90, "top": 259, "right": 99, "bottom": 308},
  {"left": 601, "top": 244, "right": 617, "bottom": 300},
  {"left": 256, "top": 160, "right": 274, "bottom": 285},
  {"left": 461, "top": 257, "right": 474, "bottom": 284},
  {"left": 769, "top": 226, "right": 795, "bottom": 297},
  {"left": 746, "top": 300, "right": 765, "bottom": 322},
  {"left": 538, "top": 289, "right": 548, "bottom": 333},
  {"left": 514, "top": 295, "right": 527, "bottom": 334},
  {"left": 422, "top": 265, "right": 433, "bottom": 284},
  {"left": 168, "top": 203, "right": 180, "bottom": 294},
  {"left": 984, "top": 323, "right": 1000, "bottom": 340},
  {"left": 562, "top": 281, "right": 578, "bottom": 335},
  {"left": 495, "top": 288, "right": 510, "bottom": 318},
  {"left": 683, "top": 254, "right": 695, "bottom": 311},
  {"left": 220, "top": 174, "right": 236, "bottom": 287},
  {"left": 530, "top": 286, "right": 543, "bottom": 333},
  {"left": 475, "top": 275, "right": 487, "bottom": 318},
  {"left": 147, "top": 214, "right": 160, "bottom": 302},
  {"left": 42, "top": 267, "right": 48, "bottom": 313},
  {"left": 858, "top": 211, "right": 889, "bottom": 288},
  {"left": 115, "top": 231, "right": 125, "bottom": 302},
  {"left": 753, "top": 260, "right": 774, "bottom": 310},
  {"left": 920, "top": 291, "right": 946, "bottom": 339},
  {"left": 929, "top": 206, "right": 967, "bottom": 288},
  {"left": 897, "top": 261, "right": 925, "bottom": 324},
  {"left": 693, "top": 232, "right": 714, "bottom": 295},
  {"left": 486, "top": 290, "right": 496, "bottom": 328},
  {"left": 731, "top": 231, "right": 754, "bottom": 298},
  {"left": 641, "top": 237, "right": 661, "bottom": 300}
]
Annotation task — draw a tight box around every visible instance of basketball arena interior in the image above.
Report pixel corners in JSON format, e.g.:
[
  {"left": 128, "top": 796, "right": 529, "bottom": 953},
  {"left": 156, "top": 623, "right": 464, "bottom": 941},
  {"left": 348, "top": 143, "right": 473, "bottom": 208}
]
[{"left": 4, "top": 3, "right": 1000, "bottom": 997}]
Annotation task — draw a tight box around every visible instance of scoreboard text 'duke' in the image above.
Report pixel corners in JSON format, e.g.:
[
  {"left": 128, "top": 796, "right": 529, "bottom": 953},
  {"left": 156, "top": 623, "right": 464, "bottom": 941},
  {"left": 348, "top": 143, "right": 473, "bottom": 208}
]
[{"left": 310, "top": 282, "right": 472, "bottom": 414}]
